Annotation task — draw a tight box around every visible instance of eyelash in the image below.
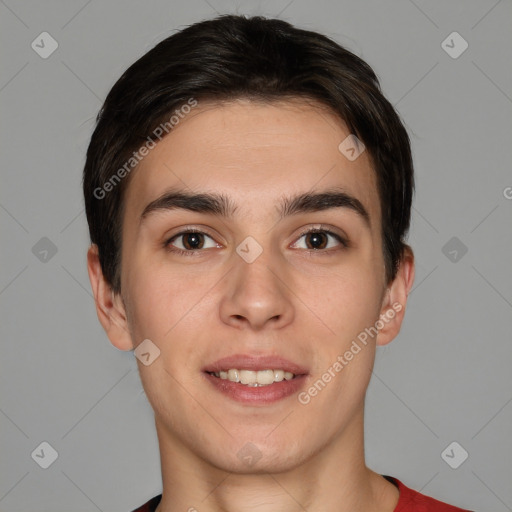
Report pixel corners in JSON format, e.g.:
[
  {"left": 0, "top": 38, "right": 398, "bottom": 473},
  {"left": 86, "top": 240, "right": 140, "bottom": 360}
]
[
  {"left": 164, "top": 226, "right": 349, "bottom": 257},
  {"left": 295, "top": 226, "right": 349, "bottom": 252}
]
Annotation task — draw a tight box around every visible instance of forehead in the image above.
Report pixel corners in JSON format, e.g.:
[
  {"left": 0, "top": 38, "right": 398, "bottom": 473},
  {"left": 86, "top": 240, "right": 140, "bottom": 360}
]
[{"left": 123, "top": 98, "right": 380, "bottom": 226}]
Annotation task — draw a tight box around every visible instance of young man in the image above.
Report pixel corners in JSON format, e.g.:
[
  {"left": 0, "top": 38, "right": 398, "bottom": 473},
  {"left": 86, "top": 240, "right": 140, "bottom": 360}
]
[{"left": 83, "top": 15, "right": 473, "bottom": 512}]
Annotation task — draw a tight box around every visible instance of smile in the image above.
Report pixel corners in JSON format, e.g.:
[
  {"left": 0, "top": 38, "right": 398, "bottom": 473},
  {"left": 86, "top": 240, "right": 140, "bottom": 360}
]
[{"left": 207, "top": 369, "right": 296, "bottom": 386}]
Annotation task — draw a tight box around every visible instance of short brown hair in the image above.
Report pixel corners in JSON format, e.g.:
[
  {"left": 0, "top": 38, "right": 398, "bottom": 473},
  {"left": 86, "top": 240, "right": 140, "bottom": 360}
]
[{"left": 83, "top": 14, "right": 414, "bottom": 293}]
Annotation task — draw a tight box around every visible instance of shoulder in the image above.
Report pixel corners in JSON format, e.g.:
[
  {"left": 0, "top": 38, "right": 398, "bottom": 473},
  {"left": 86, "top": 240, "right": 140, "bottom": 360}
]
[
  {"left": 131, "top": 494, "right": 162, "bottom": 512},
  {"left": 387, "top": 476, "right": 474, "bottom": 512}
]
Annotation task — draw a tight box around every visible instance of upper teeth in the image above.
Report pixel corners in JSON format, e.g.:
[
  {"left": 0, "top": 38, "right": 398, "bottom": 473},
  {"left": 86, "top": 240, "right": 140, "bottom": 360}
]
[{"left": 211, "top": 369, "right": 295, "bottom": 386}]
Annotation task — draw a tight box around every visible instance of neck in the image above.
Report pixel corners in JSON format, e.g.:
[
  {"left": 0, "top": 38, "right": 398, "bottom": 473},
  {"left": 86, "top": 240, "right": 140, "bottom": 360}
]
[{"left": 154, "top": 409, "right": 399, "bottom": 512}]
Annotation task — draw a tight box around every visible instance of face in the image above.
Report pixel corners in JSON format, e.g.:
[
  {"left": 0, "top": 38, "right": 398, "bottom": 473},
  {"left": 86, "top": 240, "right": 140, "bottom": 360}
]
[{"left": 91, "top": 99, "right": 411, "bottom": 474}]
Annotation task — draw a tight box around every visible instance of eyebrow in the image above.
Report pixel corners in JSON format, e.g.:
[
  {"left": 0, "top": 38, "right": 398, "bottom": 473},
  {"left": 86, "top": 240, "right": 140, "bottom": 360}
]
[{"left": 140, "top": 187, "right": 371, "bottom": 227}]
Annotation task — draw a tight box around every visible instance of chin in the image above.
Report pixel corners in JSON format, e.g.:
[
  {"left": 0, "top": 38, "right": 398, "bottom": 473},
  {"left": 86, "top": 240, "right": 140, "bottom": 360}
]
[{"left": 200, "top": 436, "right": 310, "bottom": 475}]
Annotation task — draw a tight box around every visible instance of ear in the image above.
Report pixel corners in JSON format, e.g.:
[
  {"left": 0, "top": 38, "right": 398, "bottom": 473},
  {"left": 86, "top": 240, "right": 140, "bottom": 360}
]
[
  {"left": 376, "top": 245, "right": 415, "bottom": 347},
  {"left": 86, "top": 244, "right": 134, "bottom": 351}
]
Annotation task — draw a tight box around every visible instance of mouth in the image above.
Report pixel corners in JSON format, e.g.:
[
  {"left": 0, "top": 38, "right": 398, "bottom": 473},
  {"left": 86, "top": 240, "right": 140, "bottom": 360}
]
[
  {"left": 206, "top": 368, "right": 297, "bottom": 387},
  {"left": 203, "top": 354, "right": 308, "bottom": 404}
]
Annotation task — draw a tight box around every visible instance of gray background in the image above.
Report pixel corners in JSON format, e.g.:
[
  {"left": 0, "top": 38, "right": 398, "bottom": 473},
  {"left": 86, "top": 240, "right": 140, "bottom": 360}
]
[{"left": 1, "top": 0, "right": 511, "bottom": 511}]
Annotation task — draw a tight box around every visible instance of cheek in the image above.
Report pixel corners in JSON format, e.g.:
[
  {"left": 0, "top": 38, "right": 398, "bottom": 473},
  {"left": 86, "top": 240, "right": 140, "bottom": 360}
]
[
  {"left": 123, "top": 257, "right": 222, "bottom": 350},
  {"left": 298, "top": 263, "right": 383, "bottom": 341},
  {"left": 297, "top": 271, "right": 380, "bottom": 425},
  {"left": 125, "top": 265, "right": 212, "bottom": 421}
]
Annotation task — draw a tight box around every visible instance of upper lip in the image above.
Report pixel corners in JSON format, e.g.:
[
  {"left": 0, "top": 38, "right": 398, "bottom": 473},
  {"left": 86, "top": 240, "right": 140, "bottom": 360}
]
[{"left": 203, "top": 354, "right": 308, "bottom": 375}]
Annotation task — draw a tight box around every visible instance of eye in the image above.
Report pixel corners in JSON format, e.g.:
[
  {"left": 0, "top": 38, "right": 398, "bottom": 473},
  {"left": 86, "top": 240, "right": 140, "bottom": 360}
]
[
  {"left": 165, "top": 230, "right": 219, "bottom": 255},
  {"left": 291, "top": 228, "right": 348, "bottom": 251}
]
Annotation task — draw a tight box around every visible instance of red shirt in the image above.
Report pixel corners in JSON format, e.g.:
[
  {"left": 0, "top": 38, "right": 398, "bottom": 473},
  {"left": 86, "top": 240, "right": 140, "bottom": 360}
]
[{"left": 131, "top": 476, "right": 473, "bottom": 511}]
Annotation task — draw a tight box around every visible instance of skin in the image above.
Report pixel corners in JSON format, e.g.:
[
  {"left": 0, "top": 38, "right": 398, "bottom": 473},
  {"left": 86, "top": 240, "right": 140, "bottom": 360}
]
[{"left": 87, "top": 98, "right": 414, "bottom": 512}]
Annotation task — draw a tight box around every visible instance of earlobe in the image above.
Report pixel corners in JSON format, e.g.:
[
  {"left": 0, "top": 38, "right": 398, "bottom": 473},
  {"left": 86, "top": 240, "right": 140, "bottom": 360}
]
[
  {"left": 376, "top": 246, "right": 415, "bottom": 347},
  {"left": 86, "top": 244, "right": 134, "bottom": 351}
]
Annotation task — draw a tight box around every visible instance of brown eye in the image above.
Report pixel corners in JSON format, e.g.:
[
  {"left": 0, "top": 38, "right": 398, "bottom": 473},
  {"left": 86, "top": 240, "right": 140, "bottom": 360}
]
[
  {"left": 166, "top": 231, "right": 218, "bottom": 253},
  {"left": 291, "top": 229, "right": 348, "bottom": 251},
  {"left": 181, "top": 232, "right": 205, "bottom": 250},
  {"left": 305, "top": 231, "right": 328, "bottom": 250}
]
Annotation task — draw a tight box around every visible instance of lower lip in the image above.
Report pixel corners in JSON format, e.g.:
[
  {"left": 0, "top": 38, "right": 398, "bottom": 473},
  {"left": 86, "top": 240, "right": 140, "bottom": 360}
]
[{"left": 204, "top": 372, "right": 307, "bottom": 404}]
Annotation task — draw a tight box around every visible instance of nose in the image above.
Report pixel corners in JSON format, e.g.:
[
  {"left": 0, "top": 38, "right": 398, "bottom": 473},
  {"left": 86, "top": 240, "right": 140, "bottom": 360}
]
[{"left": 219, "top": 250, "right": 295, "bottom": 331}]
